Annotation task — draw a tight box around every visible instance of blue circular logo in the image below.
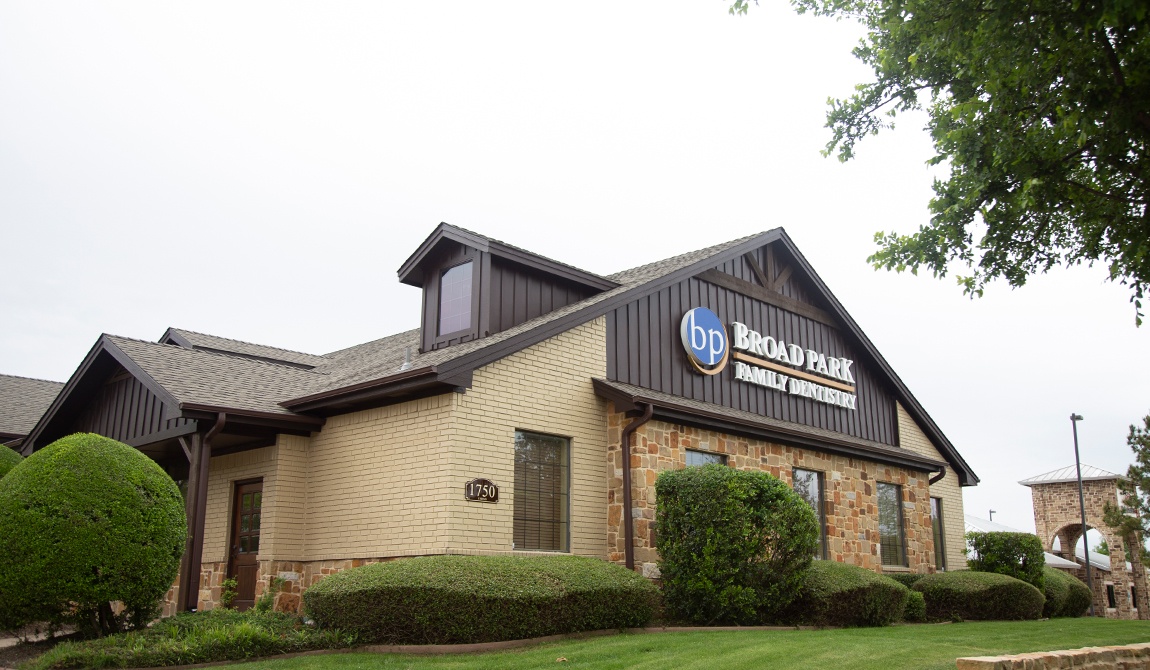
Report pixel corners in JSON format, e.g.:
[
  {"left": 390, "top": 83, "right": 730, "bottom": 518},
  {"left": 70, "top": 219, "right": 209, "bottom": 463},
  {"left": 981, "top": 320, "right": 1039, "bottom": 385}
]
[{"left": 680, "top": 307, "right": 729, "bottom": 375}]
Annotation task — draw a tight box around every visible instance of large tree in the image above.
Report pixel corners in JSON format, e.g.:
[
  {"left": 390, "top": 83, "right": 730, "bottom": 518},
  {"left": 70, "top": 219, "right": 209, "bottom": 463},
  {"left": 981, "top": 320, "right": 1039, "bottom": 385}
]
[{"left": 733, "top": 0, "right": 1149, "bottom": 322}]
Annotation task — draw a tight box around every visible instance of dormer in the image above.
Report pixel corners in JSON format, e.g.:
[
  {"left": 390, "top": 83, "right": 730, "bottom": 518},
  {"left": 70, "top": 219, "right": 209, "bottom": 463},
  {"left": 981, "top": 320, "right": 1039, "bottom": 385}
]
[{"left": 398, "top": 224, "right": 618, "bottom": 353}]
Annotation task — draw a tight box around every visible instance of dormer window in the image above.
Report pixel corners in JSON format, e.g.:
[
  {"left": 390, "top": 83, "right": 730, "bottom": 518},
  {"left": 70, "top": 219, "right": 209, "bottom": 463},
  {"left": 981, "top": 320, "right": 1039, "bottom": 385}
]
[{"left": 438, "top": 261, "right": 473, "bottom": 335}]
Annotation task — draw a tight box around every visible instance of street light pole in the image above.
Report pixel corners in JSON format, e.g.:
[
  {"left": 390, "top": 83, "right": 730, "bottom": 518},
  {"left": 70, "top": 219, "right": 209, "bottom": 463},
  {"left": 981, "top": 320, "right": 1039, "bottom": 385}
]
[{"left": 1071, "top": 413, "right": 1094, "bottom": 616}]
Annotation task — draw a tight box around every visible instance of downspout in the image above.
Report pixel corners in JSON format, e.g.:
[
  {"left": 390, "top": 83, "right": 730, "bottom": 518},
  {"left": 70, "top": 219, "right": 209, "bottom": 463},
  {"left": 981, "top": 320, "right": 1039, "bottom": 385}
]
[
  {"left": 620, "top": 403, "right": 653, "bottom": 571},
  {"left": 929, "top": 465, "right": 947, "bottom": 486}
]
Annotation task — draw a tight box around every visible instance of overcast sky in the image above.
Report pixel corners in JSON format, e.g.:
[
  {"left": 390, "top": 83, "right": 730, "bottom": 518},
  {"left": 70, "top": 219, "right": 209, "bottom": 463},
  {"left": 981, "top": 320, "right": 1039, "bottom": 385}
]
[{"left": 2, "top": 1, "right": 1147, "bottom": 536}]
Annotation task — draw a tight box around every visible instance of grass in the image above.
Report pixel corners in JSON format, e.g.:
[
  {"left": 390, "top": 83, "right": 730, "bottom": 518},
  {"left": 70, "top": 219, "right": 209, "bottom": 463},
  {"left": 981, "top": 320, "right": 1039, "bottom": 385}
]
[{"left": 227, "top": 619, "right": 1150, "bottom": 670}]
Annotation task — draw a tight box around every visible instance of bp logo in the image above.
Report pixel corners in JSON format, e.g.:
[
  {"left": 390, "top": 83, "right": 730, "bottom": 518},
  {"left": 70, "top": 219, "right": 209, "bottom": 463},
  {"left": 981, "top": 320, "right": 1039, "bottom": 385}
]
[{"left": 680, "top": 307, "right": 729, "bottom": 375}]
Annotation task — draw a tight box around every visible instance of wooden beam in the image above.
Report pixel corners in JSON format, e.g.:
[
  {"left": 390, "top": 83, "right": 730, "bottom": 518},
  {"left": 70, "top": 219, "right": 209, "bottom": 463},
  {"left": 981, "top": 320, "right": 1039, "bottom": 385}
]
[
  {"left": 744, "top": 252, "right": 769, "bottom": 288},
  {"left": 771, "top": 265, "right": 794, "bottom": 293},
  {"left": 697, "top": 269, "right": 838, "bottom": 327},
  {"left": 177, "top": 432, "right": 203, "bottom": 611}
]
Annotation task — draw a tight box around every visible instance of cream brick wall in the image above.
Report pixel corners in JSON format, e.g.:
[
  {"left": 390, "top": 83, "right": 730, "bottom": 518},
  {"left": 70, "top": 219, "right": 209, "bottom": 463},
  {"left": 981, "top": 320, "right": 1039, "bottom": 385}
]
[
  {"left": 303, "top": 394, "right": 455, "bottom": 561},
  {"left": 268, "top": 434, "right": 309, "bottom": 560},
  {"left": 446, "top": 316, "right": 610, "bottom": 558},
  {"left": 897, "top": 402, "right": 968, "bottom": 570},
  {"left": 202, "top": 446, "right": 277, "bottom": 563}
]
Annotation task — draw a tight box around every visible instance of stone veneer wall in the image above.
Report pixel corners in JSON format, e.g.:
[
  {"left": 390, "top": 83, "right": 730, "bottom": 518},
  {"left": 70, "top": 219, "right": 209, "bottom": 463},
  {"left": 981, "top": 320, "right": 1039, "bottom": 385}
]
[
  {"left": 1031, "top": 479, "right": 1150, "bottom": 620},
  {"left": 896, "top": 403, "right": 968, "bottom": 570},
  {"left": 605, "top": 413, "right": 936, "bottom": 576}
]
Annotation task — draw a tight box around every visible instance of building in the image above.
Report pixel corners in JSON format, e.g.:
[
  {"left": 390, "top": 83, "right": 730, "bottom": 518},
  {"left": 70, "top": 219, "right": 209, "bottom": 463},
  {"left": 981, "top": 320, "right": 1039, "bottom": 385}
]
[
  {"left": 0, "top": 374, "right": 64, "bottom": 449},
  {"left": 19, "top": 223, "right": 978, "bottom": 612},
  {"left": 1020, "top": 465, "right": 1149, "bottom": 619}
]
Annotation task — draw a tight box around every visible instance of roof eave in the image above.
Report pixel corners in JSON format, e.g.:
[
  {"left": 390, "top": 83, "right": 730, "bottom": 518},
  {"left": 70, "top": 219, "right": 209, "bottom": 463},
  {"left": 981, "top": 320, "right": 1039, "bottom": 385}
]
[
  {"left": 593, "top": 379, "right": 947, "bottom": 474},
  {"left": 771, "top": 230, "right": 980, "bottom": 487}
]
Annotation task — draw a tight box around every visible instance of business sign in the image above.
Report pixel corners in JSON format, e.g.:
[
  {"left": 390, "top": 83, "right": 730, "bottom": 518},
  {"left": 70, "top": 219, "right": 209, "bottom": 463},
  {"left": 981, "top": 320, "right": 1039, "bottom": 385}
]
[
  {"left": 679, "top": 309, "right": 858, "bottom": 411},
  {"left": 679, "top": 307, "right": 729, "bottom": 375}
]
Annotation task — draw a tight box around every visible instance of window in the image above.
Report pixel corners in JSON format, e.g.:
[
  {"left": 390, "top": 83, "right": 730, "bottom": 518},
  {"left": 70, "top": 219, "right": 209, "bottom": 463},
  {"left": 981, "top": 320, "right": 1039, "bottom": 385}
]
[
  {"left": 930, "top": 497, "right": 946, "bottom": 570},
  {"left": 793, "top": 468, "right": 826, "bottom": 559},
  {"left": 685, "top": 449, "right": 727, "bottom": 466},
  {"left": 438, "top": 261, "right": 473, "bottom": 335},
  {"left": 1132, "top": 586, "right": 1138, "bottom": 610},
  {"left": 877, "top": 482, "right": 906, "bottom": 567},
  {"left": 513, "top": 430, "right": 569, "bottom": 552},
  {"left": 1107, "top": 583, "right": 1117, "bottom": 609}
]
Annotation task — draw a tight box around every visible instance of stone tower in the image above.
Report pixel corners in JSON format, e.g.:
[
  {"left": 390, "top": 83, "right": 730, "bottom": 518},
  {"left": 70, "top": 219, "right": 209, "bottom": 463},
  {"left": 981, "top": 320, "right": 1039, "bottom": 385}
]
[{"left": 1021, "top": 465, "right": 1149, "bottom": 619}]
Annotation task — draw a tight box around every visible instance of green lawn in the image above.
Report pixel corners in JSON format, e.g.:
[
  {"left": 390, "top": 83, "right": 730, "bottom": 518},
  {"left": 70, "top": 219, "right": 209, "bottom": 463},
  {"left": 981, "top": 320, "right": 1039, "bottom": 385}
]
[{"left": 231, "top": 619, "right": 1150, "bottom": 670}]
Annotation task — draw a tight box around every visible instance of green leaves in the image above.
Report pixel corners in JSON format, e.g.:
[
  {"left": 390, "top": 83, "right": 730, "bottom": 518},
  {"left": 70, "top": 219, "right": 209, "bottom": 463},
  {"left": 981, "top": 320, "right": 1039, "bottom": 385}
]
[
  {"left": 736, "top": 0, "right": 1150, "bottom": 323},
  {"left": 655, "top": 464, "right": 818, "bottom": 625}
]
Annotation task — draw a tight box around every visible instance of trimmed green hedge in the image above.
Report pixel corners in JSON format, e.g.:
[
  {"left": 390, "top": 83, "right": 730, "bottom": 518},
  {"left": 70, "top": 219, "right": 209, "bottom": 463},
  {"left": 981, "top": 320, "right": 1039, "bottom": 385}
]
[
  {"left": 24, "top": 609, "right": 353, "bottom": 670},
  {"left": 0, "top": 433, "right": 186, "bottom": 634},
  {"left": 967, "top": 531, "right": 1045, "bottom": 591},
  {"left": 903, "top": 590, "right": 927, "bottom": 622},
  {"left": 886, "top": 573, "right": 925, "bottom": 589},
  {"left": 0, "top": 446, "right": 20, "bottom": 479},
  {"left": 913, "top": 571, "right": 1045, "bottom": 621},
  {"left": 778, "top": 561, "right": 910, "bottom": 627},
  {"left": 302, "top": 555, "right": 658, "bottom": 644},
  {"left": 1042, "top": 567, "right": 1091, "bottom": 617},
  {"left": 655, "top": 464, "right": 818, "bottom": 624}
]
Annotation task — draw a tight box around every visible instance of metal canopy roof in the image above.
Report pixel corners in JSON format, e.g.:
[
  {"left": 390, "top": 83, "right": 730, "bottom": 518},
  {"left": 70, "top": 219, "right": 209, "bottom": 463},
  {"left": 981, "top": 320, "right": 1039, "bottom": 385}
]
[{"left": 1018, "top": 464, "right": 1125, "bottom": 487}]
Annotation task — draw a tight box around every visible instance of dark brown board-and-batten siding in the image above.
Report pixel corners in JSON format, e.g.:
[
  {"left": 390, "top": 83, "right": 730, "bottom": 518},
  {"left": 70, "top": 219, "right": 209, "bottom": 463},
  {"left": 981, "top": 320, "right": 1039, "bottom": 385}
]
[
  {"left": 606, "top": 262, "right": 899, "bottom": 447},
  {"left": 72, "top": 372, "right": 191, "bottom": 445}
]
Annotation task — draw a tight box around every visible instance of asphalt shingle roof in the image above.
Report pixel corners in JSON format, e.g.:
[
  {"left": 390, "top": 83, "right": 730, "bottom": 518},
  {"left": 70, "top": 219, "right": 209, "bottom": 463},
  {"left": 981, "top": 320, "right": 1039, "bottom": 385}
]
[
  {"left": 0, "top": 374, "right": 64, "bottom": 437},
  {"left": 107, "top": 336, "right": 323, "bottom": 416},
  {"left": 35, "top": 230, "right": 772, "bottom": 419},
  {"left": 167, "top": 328, "right": 330, "bottom": 368}
]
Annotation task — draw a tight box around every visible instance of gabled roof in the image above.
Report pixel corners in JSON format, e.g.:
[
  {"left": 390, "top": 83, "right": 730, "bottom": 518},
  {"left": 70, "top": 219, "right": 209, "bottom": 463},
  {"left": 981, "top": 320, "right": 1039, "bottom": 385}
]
[
  {"left": 0, "top": 374, "right": 64, "bottom": 441},
  {"left": 21, "top": 335, "right": 325, "bottom": 452},
  {"left": 397, "top": 222, "right": 618, "bottom": 292},
  {"left": 18, "top": 225, "right": 979, "bottom": 486},
  {"left": 1019, "top": 464, "right": 1125, "bottom": 486}
]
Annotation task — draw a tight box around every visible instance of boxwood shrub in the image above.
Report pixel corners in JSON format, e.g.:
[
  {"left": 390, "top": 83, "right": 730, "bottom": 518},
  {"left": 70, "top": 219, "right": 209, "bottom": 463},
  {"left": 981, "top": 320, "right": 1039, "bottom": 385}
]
[
  {"left": 24, "top": 609, "right": 353, "bottom": 670},
  {"left": 1042, "top": 567, "right": 1091, "bottom": 617},
  {"left": 902, "top": 590, "right": 927, "bottom": 622},
  {"left": 0, "top": 433, "right": 186, "bottom": 635},
  {"left": 655, "top": 464, "right": 818, "bottom": 624},
  {"left": 967, "top": 531, "right": 1045, "bottom": 591},
  {"left": 776, "top": 561, "right": 909, "bottom": 627},
  {"left": 302, "top": 555, "right": 658, "bottom": 644},
  {"left": 886, "top": 573, "right": 925, "bottom": 589},
  {"left": 0, "top": 446, "right": 20, "bottom": 479},
  {"left": 912, "top": 571, "right": 1045, "bottom": 621}
]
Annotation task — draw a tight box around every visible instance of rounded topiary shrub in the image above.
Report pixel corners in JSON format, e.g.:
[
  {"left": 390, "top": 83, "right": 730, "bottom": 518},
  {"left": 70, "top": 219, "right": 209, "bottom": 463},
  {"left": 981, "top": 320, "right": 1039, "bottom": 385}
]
[
  {"left": 913, "top": 571, "right": 1045, "bottom": 621},
  {"left": 302, "top": 555, "right": 658, "bottom": 644},
  {"left": 0, "top": 446, "right": 21, "bottom": 479},
  {"left": 777, "top": 561, "right": 910, "bottom": 627},
  {"left": 0, "top": 433, "right": 187, "bottom": 634},
  {"left": 1042, "top": 567, "right": 1091, "bottom": 617},
  {"left": 1041, "top": 566, "right": 1070, "bottom": 618},
  {"left": 967, "top": 531, "right": 1045, "bottom": 591},
  {"left": 655, "top": 464, "right": 818, "bottom": 625},
  {"left": 903, "top": 590, "right": 927, "bottom": 623}
]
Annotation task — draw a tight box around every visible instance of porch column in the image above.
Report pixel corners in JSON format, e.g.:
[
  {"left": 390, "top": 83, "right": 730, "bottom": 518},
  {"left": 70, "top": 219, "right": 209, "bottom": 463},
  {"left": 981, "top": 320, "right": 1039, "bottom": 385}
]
[{"left": 177, "top": 413, "right": 224, "bottom": 612}]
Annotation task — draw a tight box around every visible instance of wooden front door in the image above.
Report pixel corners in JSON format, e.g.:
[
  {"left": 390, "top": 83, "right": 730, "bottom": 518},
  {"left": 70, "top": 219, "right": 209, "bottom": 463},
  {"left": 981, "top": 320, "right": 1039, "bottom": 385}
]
[{"left": 227, "top": 480, "right": 262, "bottom": 611}]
